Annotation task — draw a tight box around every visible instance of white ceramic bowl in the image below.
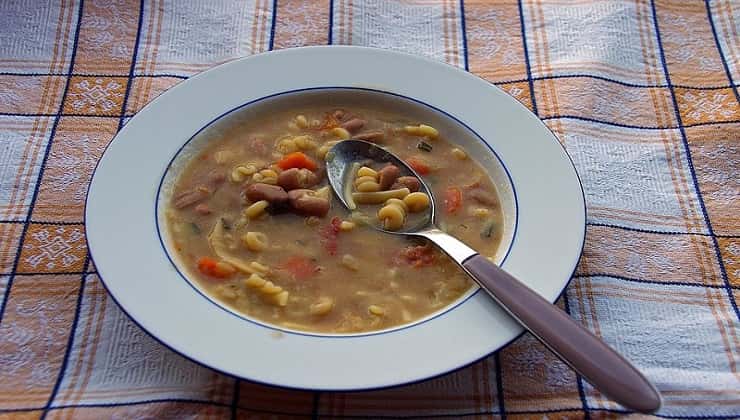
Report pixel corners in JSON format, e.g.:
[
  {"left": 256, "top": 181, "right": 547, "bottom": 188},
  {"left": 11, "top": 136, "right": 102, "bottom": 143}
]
[{"left": 86, "top": 46, "right": 585, "bottom": 390}]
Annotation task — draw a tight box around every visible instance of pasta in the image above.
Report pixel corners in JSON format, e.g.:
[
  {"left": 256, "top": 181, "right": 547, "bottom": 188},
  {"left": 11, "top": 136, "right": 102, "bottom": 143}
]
[
  {"left": 309, "top": 297, "right": 334, "bottom": 315},
  {"left": 403, "top": 192, "right": 430, "bottom": 213},
  {"left": 352, "top": 188, "right": 410, "bottom": 204},
  {"left": 378, "top": 203, "right": 405, "bottom": 231},
  {"left": 243, "top": 231, "right": 268, "bottom": 252},
  {"left": 244, "top": 200, "right": 269, "bottom": 218}
]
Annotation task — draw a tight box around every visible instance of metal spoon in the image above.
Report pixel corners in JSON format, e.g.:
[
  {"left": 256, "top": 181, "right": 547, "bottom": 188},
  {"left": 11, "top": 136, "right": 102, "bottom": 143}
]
[{"left": 326, "top": 140, "right": 661, "bottom": 414}]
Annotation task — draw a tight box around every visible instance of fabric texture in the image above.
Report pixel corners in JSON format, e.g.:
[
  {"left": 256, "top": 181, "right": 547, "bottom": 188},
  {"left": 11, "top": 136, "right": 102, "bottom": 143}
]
[{"left": 0, "top": 0, "right": 738, "bottom": 418}]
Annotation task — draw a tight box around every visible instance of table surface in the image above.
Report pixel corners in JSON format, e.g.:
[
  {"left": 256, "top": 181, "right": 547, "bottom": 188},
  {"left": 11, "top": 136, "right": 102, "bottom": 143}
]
[{"left": 1, "top": 0, "right": 738, "bottom": 418}]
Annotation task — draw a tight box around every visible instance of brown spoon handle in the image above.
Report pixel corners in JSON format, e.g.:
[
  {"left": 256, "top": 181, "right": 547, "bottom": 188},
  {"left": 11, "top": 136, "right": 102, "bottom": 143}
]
[{"left": 463, "top": 254, "right": 662, "bottom": 413}]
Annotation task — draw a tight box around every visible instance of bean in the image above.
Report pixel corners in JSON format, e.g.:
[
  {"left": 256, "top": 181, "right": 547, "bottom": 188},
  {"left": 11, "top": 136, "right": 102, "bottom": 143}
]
[
  {"left": 340, "top": 118, "right": 365, "bottom": 133},
  {"left": 206, "top": 170, "right": 226, "bottom": 189},
  {"left": 173, "top": 188, "right": 209, "bottom": 209},
  {"left": 277, "top": 168, "right": 319, "bottom": 191},
  {"left": 288, "top": 189, "right": 330, "bottom": 217},
  {"left": 470, "top": 188, "right": 498, "bottom": 206},
  {"left": 391, "top": 176, "right": 421, "bottom": 193},
  {"left": 377, "top": 164, "right": 400, "bottom": 190},
  {"left": 173, "top": 170, "right": 225, "bottom": 209},
  {"left": 353, "top": 130, "right": 384, "bottom": 142},
  {"left": 194, "top": 203, "right": 212, "bottom": 215},
  {"left": 245, "top": 183, "right": 289, "bottom": 205}
]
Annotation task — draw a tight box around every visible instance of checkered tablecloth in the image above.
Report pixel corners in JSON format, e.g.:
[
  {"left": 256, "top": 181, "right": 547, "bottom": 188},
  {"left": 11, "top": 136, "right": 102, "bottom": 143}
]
[{"left": 1, "top": 0, "right": 738, "bottom": 418}]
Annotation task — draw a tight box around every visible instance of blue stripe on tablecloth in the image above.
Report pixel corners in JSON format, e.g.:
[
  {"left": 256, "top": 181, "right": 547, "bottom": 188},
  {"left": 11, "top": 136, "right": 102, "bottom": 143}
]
[
  {"left": 41, "top": 259, "right": 89, "bottom": 419},
  {"left": 117, "top": 0, "right": 145, "bottom": 130},
  {"left": 650, "top": 0, "right": 739, "bottom": 321},
  {"left": 493, "top": 352, "right": 506, "bottom": 417},
  {"left": 704, "top": 0, "right": 740, "bottom": 103},
  {"left": 268, "top": 0, "right": 278, "bottom": 52},
  {"left": 229, "top": 378, "right": 240, "bottom": 420},
  {"left": 459, "top": 0, "right": 469, "bottom": 71},
  {"left": 328, "top": 0, "right": 334, "bottom": 44},
  {"left": 3, "top": 397, "right": 739, "bottom": 419},
  {"left": 0, "top": 0, "right": 84, "bottom": 326},
  {"left": 562, "top": 294, "right": 591, "bottom": 419},
  {"left": 0, "top": 71, "right": 736, "bottom": 91},
  {"left": 3, "top": 113, "right": 740, "bottom": 132},
  {"left": 517, "top": 0, "right": 538, "bottom": 115}
]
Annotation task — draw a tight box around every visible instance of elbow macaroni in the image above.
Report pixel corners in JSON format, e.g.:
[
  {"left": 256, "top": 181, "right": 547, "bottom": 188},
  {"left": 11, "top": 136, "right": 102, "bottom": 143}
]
[
  {"left": 243, "top": 231, "right": 268, "bottom": 252},
  {"left": 368, "top": 305, "right": 386, "bottom": 316},
  {"left": 244, "top": 200, "right": 269, "bottom": 218},
  {"left": 331, "top": 127, "right": 351, "bottom": 140},
  {"left": 244, "top": 274, "right": 289, "bottom": 307},
  {"left": 378, "top": 203, "right": 405, "bottom": 231},
  {"left": 451, "top": 147, "right": 467, "bottom": 160},
  {"left": 341, "top": 254, "right": 360, "bottom": 271},
  {"left": 403, "top": 192, "right": 430, "bottom": 213},
  {"left": 356, "top": 181, "right": 381, "bottom": 192},
  {"left": 403, "top": 124, "right": 439, "bottom": 139},
  {"left": 357, "top": 166, "right": 378, "bottom": 178},
  {"left": 309, "top": 297, "right": 334, "bottom": 315}
]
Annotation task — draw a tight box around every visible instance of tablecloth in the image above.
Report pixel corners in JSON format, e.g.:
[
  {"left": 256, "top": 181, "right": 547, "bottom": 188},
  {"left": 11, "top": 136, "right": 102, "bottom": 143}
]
[{"left": 1, "top": 0, "right": 738, "bottom": 418}]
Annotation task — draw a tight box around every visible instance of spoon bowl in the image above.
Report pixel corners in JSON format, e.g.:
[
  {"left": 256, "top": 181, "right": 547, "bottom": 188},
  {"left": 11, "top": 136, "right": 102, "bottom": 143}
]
[
  {"left": 326, "top": 139, "right": 662, "bottom": 414},
  {"left": 326, "top": 139, "right": 436, "bottom": 234}
]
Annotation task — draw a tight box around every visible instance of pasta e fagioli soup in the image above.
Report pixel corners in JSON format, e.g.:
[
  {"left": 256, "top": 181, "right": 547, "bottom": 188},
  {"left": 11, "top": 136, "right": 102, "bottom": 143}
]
[{"left": 160, "top": 89, "right": 516, "bottom": 334}]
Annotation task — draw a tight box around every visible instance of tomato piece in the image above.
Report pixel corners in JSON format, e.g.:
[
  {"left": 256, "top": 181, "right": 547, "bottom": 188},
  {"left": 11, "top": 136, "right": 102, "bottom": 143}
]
[
  {"left": 397, "top": 245, "right": 436, "bottom": 268},
  {"left": 277, "top": 152, "right": 317, "bottom": 170},
  {"left": 319, "top": 216, "right": 342, "bottom": 256},
  {"left": 197, "top": 257, "right": 235, "bottom": 279},
  {"left": 444, "top": 187, "right": 462, "bottom": 214},
  {"left": 318, "top": 113, "right": 340, "bottom": 130},
  {"left": 281, "top": 256, "right": 319, "bottom": 280},
  {"left": 405, "top": 157, "right": 431, "bottom": 175}
]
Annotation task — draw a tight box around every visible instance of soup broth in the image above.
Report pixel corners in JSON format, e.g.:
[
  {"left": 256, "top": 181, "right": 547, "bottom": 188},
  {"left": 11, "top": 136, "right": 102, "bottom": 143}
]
[{"left": 166, "top": 104, "right": 503, "bottom": 333}]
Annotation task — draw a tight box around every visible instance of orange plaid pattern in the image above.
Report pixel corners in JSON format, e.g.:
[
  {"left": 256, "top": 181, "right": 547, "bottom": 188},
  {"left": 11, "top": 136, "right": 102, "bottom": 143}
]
[{"left": 0, "top": 0, "right": 738, "bottom": 418}]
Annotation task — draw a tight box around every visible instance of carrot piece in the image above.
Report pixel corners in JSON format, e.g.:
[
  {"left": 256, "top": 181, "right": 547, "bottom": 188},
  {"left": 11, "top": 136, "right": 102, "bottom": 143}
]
[
  {"left": 197, "top": 256, "right": 235, "bottom": 278},
  {"left": 281, "top": 256, "right": 319, "bottom": 280},
  {"left": 405, "top": 156, "right": 431, "bottom": 175},
  {"left": 277, "top": 152, "right": 318, "bottom": 171},
  {"left": 444, "top": 187, "right": 462, "bottom": 214}
]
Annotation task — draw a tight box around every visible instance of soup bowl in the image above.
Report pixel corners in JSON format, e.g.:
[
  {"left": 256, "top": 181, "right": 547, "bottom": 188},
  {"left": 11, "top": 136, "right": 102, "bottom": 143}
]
[{"left": 86, "top": 46, "right": 585, "bottom": 390}]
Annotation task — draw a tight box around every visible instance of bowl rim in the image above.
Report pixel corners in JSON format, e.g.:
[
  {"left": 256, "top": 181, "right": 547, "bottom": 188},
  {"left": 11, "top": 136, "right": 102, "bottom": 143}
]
[{"left": 85, "top": 45, "right": 586, "bottom": 391}]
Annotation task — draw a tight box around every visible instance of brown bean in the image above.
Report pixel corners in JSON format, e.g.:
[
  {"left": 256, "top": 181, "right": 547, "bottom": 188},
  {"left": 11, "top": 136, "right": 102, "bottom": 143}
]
[
  {"left": 194, "top": 203, "right": 212, "bottom": 215},
  {"left": 277, "top": 168, "right": 319, "bottom": 191},
  {"left": 245, "top": 183, "right": 289, "bottom": 205},
  {"left": 377, "top": 164, "right": 400, "bottom": 190},
  {"left": 340, "top": 118, "right": 365, "bottom": 133},
  {"left": 206, "top": 170, "right": 226, "bottom": 190},
  {"left": 173, "top": 188, "right": 209, "bottom": 209},
  {"left": 470, "top": 188, "right": 498, "bottom": 206},
  {"left": 288, "top": 189, "right": 330, "bottom": 217},
  {"left": 353, "top": 130, "right": 384, "bottom": 142},
  {"left": 391, "top": 176, "right": 421, "bottom": 193}
]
